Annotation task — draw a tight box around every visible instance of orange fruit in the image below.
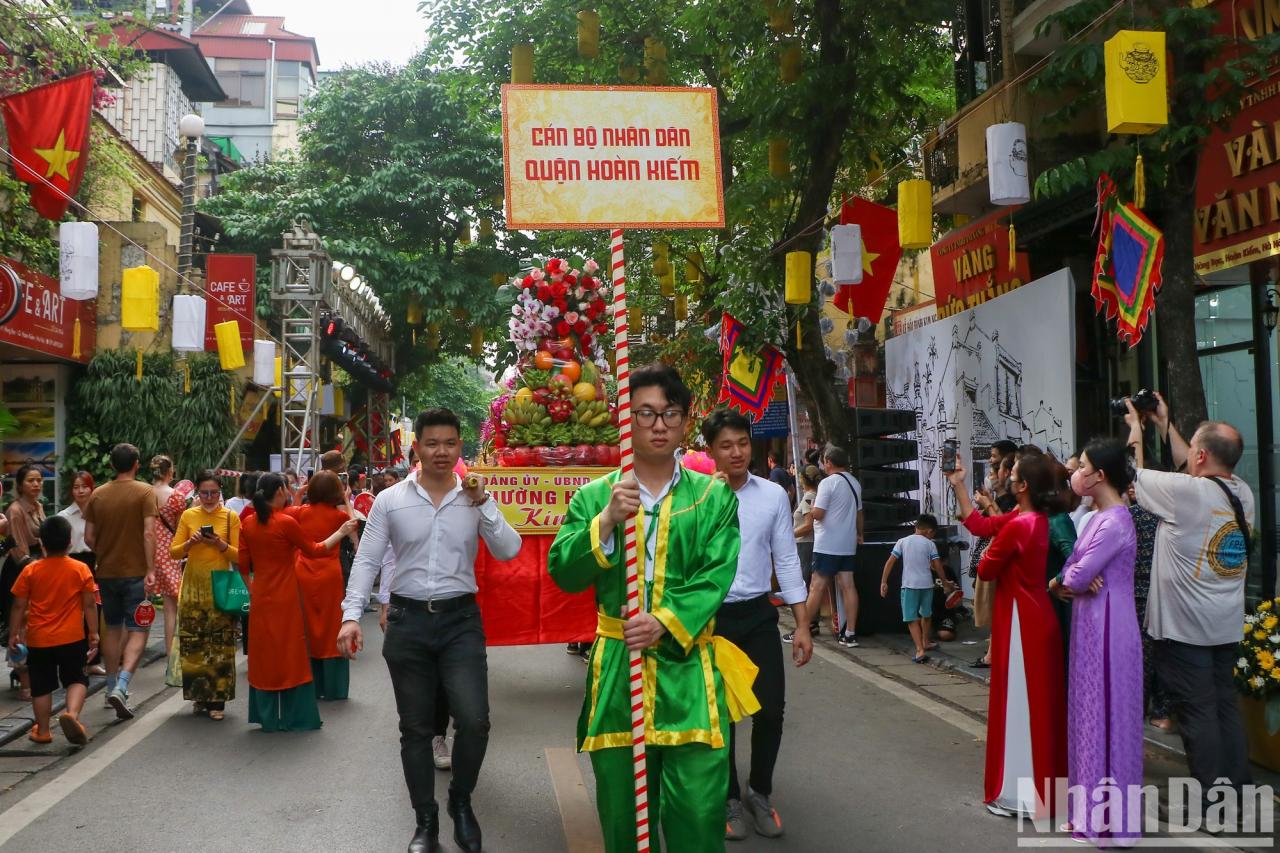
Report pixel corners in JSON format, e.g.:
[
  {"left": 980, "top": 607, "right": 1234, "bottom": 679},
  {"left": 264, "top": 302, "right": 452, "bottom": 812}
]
[
  {"left": 533, "top": 350, "right": 554, "bottom": 370},
  {"left": 559, "top": 360, "right": 582, "bottom": 383}
]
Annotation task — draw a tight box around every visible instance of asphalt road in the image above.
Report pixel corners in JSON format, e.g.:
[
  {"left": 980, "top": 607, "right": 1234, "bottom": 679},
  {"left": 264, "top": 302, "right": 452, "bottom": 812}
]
[{"left": 0, "top": 613, "right": 1022, "bottom": 853}]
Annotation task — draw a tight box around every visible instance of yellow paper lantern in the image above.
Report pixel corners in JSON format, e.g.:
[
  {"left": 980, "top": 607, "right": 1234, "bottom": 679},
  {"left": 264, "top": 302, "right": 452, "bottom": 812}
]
[
  {"left": 512, "top": 44, "right": 534, "bottom": 84},
  {"left": 457, "top": 218, "right": 471, "bottom": 245},
  {"left": 120, "top": 265, "right": 159, "bottom": 332},
  {"left": 619, "top": 63, "right": 640, "bottom": 83},
  {"left": 768, "top": 138, "right": 789, "bottom": 179},
  {"left": 644, "top": 37, "right": 667, "bottom": 85},
  {"left": 765, "top": 0, "right": 794, "bottom": 33},
  {"left": 577, "top": 10, "right": 600, "bottom": 59},
  {"left": 1105, "top": 30, "right": 1167, "bottom": 135},
  {"left": 491, "top": 272, "right": 507, "bottom": 287},
  {"left": 628, "top": 306, "right": 642, "bottom": 333},
  {"left": 471, "top": 327, "right": 485, "bottom": 358},
  {"left": 784, "top": 251, "right": 811, "bottom": 305},
  {"left": 427, "top": 322, "right": 441, "bottom": 349},
  {"left": 407, "top": 297, "right": 423, "bottom": 326},
  {"left": 659, "top": 269, "right": 676, "bottom": 298},
  {"left": 897, "top": 178, "right": 934, "bottom": 250},
  {"left": 215, "top": 320, "right": 245, "bottom": 370},
  {"left": 478, "top": 217, "right": 494, "bottom": 241},
  {"left": 779, "top": 43, "right": 802, "bottom": 83},
  {"left": 333, "top": 386, "right": 345, "bottom": 417},
  {"left": 274, "top": 356, "right": 282, "bottom": 397},
  {"left": 674, "top": 293, "right": 688, "bottom": 322},
  {"left": 684, "top": 251, "right": 703, "bottom": 284}
]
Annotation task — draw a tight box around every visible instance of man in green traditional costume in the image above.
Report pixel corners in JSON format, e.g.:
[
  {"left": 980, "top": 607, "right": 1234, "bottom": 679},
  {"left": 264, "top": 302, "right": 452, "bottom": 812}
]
[{"left": 550, "top": 363, "right": 756, "bottom": 853}]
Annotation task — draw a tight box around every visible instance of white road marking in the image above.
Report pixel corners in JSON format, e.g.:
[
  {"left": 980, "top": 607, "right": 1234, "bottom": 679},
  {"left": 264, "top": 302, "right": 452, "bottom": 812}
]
[
  {"left": 545, "top": 747, "right": 604, "bottom": 853},
  {"left": 0, "top": 653, "right": 247, "bottom": 848},
  {"left": 0, "top": 688, "right": 189, "bottom": 846},
  {"left": 811, "top": 644, "right": 988, "bottom": 741}
]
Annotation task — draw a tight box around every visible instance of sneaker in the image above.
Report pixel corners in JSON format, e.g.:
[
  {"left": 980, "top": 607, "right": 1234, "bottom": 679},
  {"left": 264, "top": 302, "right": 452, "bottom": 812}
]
[
  {"left": 565, "top": 642, "right": 581, "bottom": 655},
  {"left": 837, "top": 632, "right": 859, "bottom": 648},
  {"left": 107, "top": 686, "right": 134, "bottom": 720},
  {"left": 432, "top": 735, "right": 452, "bottom": 770},
  {"left": 59, "top": 712, "right": 89, "bottom": 745},
  {"left": 781, "top": 622, "right": 819, "bottom": 644},
  {"left": 725, "top": 798, "right": 749, "bottom": 841},
  {"left": 27, "top": 725, "right": 52, "bottom": 745},
  {"left": 743, "top": 787, "right": 784, "bottom": 838}
]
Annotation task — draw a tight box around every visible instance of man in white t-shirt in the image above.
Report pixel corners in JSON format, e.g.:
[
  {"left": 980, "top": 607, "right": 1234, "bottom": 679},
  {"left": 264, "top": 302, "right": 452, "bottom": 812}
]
[
  {"left": 784, "top": 445, "right": 863, "bottom": 647},
  {"left": 1126, "top": 395, "right": 1253, "bottom": 798}
]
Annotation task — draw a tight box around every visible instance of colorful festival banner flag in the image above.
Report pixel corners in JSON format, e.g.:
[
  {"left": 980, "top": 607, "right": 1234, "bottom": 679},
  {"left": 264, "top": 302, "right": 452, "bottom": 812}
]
[
  {"left": 718, "top": 313, "right": 787, "bottom": 421},
  {"left": 1092, "top": 174, "right": 1163, "bottom": 348},
  {"left": 0, "top": 73, "right": 94, "bottom": 221}
]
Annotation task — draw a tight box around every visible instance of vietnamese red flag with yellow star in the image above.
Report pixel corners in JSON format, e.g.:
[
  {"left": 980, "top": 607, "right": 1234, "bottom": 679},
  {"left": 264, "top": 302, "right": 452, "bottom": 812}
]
[
  {"left": 1, "top": 72, "right": 94, "bottom": 221},
  {"left": 833, "top": 197, "right": 903, "bottom": 323}
]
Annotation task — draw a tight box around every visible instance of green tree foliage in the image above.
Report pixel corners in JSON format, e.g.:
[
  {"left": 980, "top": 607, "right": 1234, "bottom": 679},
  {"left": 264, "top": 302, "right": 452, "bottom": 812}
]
[
  {"left": 420, "top": 0, "right": 953, "bottom": 441},
  {"left": 1031, "top": 2, "right": 1280, "bottom": 431},
  {"left": 66, "top": 351, "right": 237, "bottom": 484},
  {"left": 201, "top": 58, "right": 531, "bottom": 374},
  {"left": 401, "top": 355, "right": 498, "bottom": 455}
]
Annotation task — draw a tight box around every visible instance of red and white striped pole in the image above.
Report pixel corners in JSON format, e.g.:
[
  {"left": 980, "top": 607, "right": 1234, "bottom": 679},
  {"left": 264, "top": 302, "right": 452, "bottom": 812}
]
[{"left": 610, "top": 228, "right": 650, "bottom": 852}]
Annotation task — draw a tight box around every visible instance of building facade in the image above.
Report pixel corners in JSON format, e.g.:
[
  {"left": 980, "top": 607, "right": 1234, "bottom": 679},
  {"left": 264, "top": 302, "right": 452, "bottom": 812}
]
[{"left": 191, "top": 8, "right": 321, "bottom": 163}]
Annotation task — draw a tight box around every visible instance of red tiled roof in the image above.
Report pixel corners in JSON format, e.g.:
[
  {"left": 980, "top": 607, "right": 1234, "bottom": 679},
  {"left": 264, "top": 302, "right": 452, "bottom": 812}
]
[
  {"left": 194, "top": 15, "right": 310, "bottom": 41},
  {"left": 191, "top": 15, "right": 320, "bottom": 68}
]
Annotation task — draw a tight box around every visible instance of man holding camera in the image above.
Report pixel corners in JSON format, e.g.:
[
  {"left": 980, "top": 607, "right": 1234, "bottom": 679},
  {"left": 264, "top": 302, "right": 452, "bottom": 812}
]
[{"left": 1124, "top": 393, "right": 1253, "bottom": 801}]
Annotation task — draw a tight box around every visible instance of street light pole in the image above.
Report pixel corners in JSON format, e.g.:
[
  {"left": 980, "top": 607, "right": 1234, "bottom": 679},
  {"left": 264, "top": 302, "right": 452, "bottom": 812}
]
[{"left": 178, "top": 113, "right": 205, "bottom": 277}]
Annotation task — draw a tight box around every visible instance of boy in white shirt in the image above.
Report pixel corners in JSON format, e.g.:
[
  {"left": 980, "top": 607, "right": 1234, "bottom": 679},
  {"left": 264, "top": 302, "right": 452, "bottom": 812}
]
[{"left": 880, "top": 514, "right": 955, "bottom": 663}]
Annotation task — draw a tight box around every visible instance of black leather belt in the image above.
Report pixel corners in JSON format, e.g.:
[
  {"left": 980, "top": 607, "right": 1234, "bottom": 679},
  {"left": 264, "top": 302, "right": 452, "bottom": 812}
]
[{"left": 389, "top": 593, "right": 476, "bottom": 614}]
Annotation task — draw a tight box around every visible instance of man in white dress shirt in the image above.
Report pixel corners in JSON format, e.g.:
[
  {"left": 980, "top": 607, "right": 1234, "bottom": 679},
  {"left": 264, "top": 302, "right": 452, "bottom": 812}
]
[
  {"left": 702, "top": 408, "right": 813, "bottom": 842},
  {"left": 339, "top": 408, "right": 522, "bottom": 853}
]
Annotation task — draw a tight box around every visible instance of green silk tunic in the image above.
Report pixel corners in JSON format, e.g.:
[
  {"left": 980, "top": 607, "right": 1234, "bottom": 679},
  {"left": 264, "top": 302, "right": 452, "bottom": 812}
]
[{"left": 549, "top": 467, "right": 741, "bottom": 752}]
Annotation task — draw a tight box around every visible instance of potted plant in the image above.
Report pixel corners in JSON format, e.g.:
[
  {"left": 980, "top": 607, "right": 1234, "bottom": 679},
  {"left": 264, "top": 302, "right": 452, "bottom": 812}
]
[{"left": 1234, "top": 597, "right": 1280, "bottom": 771}]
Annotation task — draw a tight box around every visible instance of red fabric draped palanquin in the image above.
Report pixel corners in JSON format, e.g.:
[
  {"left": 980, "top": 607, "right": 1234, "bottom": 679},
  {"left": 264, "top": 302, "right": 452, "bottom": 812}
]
[{"left": 475, "top": 534, "right": 595, "bottom": 646}]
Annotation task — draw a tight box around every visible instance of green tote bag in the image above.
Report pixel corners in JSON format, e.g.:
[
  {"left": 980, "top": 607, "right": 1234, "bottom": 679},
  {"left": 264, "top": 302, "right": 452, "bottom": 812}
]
[{"left": 211, "top": 569, "right": 250, "bottom": 615}]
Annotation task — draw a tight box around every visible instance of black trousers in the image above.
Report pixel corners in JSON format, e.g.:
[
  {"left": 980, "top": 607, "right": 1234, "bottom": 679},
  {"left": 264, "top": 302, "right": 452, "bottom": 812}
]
[
  {"left": 1153, "top": 639, "right": 1252, "bottom": 790},
  {"left": 382, "top": 598, "right": 489, "bottom": 815},
  {"left": 714, "top": 595, "right": 786, "bottom": 799}
]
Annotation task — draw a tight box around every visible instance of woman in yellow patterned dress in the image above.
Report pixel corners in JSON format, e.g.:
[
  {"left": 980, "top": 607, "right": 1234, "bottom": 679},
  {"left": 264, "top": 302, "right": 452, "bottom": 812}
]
[{"left": 171, "top": 470, "right": 240, "bottom": 721}]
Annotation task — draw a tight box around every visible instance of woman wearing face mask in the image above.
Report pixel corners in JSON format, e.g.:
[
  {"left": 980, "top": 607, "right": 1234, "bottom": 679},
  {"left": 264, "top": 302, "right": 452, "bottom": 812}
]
[
  {"left": 1051, "top": 438, "right": 1142, "bottom": 846},
  {"left": 172, "top": 471, "right": 240, "bottom": 721},
  {"left": 150, "top": 456, "right": 191, "bottom": 660}
]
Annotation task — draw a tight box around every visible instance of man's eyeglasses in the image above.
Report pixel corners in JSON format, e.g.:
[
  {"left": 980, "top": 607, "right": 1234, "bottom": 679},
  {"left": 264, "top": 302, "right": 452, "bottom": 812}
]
[
  {"left": 198, "top": 489, "right": 221, "bottom": 498},
  {"left": 634, "top": 409, "right": 685, "bottom": 428}
]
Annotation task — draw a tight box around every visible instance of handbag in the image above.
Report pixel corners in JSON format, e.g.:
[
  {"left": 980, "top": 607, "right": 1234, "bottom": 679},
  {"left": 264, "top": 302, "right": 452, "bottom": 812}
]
[{"left": 211, "top": 569, "right": 250, "bottom": 615}]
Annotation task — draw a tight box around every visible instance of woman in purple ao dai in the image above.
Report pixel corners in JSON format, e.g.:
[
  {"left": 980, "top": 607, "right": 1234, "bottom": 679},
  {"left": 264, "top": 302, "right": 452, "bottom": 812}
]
[{"left": 1053, "top": 438, "right": 1143, "bottom": 847}]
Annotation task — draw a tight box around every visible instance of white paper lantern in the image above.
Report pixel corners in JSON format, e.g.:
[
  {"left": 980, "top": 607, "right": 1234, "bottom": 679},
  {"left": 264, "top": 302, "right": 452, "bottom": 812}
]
[
  {"left": 59, "top": 222, "right": 98, "bottom": 300},
  {"left": 830, "top": 224, "right": 863, "bottom": 286},
  {"left": 986, "top": 122, "right": 1030, "bottom": 205},
  {"left": 253, "top": 339, "right": 276, "bottom": 386},
  {"left": 320, "top": 383, "right": 336, "bottom": 416},
  {"left": 171, "top": 294, "right": 207, "bottom": 352}
]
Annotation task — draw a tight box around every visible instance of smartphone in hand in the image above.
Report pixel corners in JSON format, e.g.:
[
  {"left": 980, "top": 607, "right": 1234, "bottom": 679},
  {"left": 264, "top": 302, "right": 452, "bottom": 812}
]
[{"left": 940, "top": 439, "right": 959, "bottom": 474}]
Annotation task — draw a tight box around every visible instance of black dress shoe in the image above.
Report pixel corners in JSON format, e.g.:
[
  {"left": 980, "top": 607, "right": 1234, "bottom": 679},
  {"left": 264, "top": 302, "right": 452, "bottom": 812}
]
[
  {"left": 408, "top": 807, "right": 440, "bottom": 853},
  {"left": 447, "top": 794, "right": 483, "bottom": 852}
]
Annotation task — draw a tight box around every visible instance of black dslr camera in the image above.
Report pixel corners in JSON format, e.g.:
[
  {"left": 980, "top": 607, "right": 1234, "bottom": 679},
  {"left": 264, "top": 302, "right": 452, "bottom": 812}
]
[{"left": 1109, "top": 388, "right": 1158, "bottom": 417}]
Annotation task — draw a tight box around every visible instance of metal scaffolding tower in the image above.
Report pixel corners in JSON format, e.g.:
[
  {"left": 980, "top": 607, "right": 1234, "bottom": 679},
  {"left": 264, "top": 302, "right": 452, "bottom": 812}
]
[{"left": 271, "top": 222, "right": 328, "bottom": 475}]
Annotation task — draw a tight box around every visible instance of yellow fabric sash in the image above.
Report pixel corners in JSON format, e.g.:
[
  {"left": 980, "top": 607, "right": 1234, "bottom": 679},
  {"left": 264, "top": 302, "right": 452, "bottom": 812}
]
[{"left": 596, "top": 613, "right": 761, "bottom": 722}]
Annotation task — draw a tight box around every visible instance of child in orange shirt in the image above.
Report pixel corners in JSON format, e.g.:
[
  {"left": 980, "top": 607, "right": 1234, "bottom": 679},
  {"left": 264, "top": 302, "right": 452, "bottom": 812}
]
[{"left": 7, "top": 515, "right": 98, "bottom": 745}]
